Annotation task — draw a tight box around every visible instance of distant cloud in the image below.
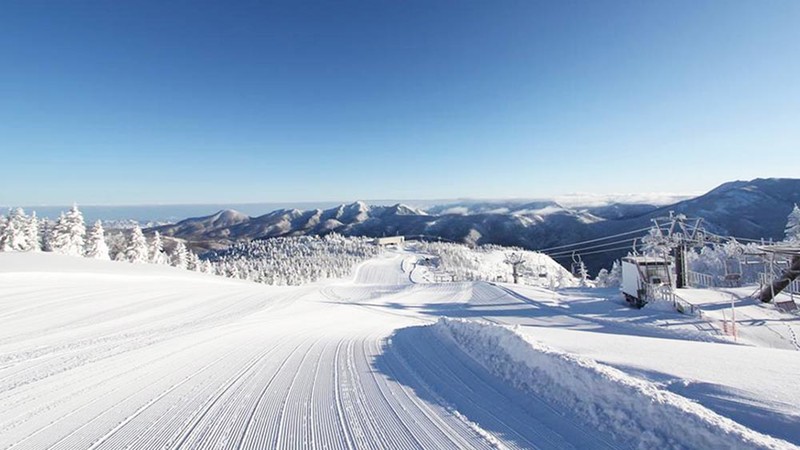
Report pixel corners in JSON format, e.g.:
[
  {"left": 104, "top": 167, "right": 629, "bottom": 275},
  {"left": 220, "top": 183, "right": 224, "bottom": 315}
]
[
  {"left": 554, "top": 193, "right": 698, "bottom": 208},
  {"left": 440, "top": 206, "right": 470, "bottom": 215}
]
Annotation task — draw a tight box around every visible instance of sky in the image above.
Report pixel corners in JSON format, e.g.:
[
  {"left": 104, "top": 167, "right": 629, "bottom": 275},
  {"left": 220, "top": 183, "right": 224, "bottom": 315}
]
[{"left": 1, "top": 1, "right": 798, "bottom": 206}]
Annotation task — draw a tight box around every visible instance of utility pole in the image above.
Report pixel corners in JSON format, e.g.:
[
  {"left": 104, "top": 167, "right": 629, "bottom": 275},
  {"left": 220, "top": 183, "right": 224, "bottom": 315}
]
[{"left": 675, "top": 244, "right": 687, "bottom": 288}]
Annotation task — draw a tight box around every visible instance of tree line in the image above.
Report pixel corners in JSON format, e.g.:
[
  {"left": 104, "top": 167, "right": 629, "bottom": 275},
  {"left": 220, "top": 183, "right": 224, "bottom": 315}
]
[
  {"left": 0, "top": 205, "right": 383, "bottom": 284},
  {"left": 0, "top": 205, "right": 208, "bottom": 270}
]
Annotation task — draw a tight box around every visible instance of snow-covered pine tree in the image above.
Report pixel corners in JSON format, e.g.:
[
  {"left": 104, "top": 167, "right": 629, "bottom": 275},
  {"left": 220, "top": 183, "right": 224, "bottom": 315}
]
[
  {"left": 595, "top": 268, "right": 610, "bottom": 287},
  {"left": 104, "top": 231, "right": 127, "bottom": 261},
  {"left": 186, "top": 251, "right": 200, "bottom": 271},
  {"left": 606, "top": 260, "right": 622, "bottom": 287},
  {"left": 785, "top": 204, "right": 800, "bottom": 243},
  {"left": 51, "top": 204, "right": 87, "bottom": 256},
  {"left": 0, "top": 211, "right": 15, "bottom": 252},
  {"left": 40, "top": 219, "right": 54, "bottom": 252},
  {"left": 26, "top": 212, "right": 40, "bottom": 251},
  {"left": 0, "top": 215, "right": 6, "bottom": 247},
  {"left": 124, "top": 225, "right": 149, "bottom": 263},
  {"left": 49, "top": 214, "right": 67, "bottom": 253},
  {"left": 0, "top": 208, "right": 29, "bottom": 251},
  {"left": 578, "top": 260, "right": 591, "bottom": 287},
  {"left": 85, "top": 221, "right": 110, "bottom": 260},
  {"left": 149, "top": 231, "right": 168, "bottom": 264},
  {"left": 172, "top": 241, "right": 189, "bottom": 269}
]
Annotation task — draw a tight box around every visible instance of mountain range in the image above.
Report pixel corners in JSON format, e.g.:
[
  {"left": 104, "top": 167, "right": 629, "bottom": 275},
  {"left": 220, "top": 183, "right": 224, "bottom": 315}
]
[{"left": 151, "top": 178, "right": 800, "bottom": 274}]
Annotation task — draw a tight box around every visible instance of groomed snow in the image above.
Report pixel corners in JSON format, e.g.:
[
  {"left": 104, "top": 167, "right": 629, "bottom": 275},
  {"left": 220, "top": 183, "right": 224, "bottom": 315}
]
[{"left": 1, "top": 251, "right": 798, "bottom": 449}]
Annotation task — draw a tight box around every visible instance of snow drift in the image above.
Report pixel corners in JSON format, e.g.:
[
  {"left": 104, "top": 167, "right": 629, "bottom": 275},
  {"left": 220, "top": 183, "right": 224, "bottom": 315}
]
[{"left": 432, "top": 318, "right": 795, "bottom": 450}]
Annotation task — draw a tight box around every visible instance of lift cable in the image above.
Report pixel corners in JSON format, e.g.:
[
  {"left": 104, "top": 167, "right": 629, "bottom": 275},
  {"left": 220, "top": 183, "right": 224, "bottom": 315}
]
[
  {"left": 681, "top": 224, "right": 769, "bottom": 244},
  {"left": 549, "top": 244, "right": 642, "bottom": 258},
  {"left": 534, "top": 226, "right": 652, "bottom": 253},
  {"left": 545, "top": 237, "right": 641, "bottom": 257}
]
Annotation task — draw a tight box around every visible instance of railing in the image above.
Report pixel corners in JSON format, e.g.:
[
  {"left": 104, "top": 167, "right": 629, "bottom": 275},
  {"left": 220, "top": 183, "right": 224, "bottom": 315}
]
[
  {"left": 644, "top": 284, "right": 676, "bottom": 306},
  {"left": 789, "top": 279, "right": 800, "bottom": 295},
  {"left": 672, "top": 294, "right": 700, "bottom": 316},
  {"left": 672, "top": 290, "right": 741, "bottom": 339},
  {"left": 688, "top": 271, "right": 714, "bottom": 288},
  {"left": 760, "top": 273, "right": 800, "bottom": 295}
]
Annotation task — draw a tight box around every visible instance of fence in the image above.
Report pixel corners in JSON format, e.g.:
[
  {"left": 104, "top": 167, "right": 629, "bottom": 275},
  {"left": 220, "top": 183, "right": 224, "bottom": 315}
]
[
  {"left": 671, "top": 291, "right": 739, "bottom": 339},
  {"left": 672, "top": 293, "right": 700, "bottom": 316},
  {"left": 759, "top": 273, "right": 800, "bottom": 295},
  {"left": 790, "top": 279, "right": 800, "bottom": 295},
  {"left": 688, "top": 271, "right": 714, "bottom": 288}
]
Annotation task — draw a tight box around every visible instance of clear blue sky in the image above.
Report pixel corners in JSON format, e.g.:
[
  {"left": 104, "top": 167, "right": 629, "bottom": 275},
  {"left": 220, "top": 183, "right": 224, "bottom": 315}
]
[{"left": 1, "top": 1, "right": 798, "bottom": 205}]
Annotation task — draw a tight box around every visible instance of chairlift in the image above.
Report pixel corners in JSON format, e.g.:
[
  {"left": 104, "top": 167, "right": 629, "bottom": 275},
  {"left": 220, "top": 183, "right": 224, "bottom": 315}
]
[
  {"left": 570, "top": 252, "right": 584, "bottom": 277},
  {"left": 537, "top": 264, "right": 548, "bottom": 278},
  {"left": 722, "top": 253, "right": 743, "bottom": 287},
  {"left": 742, "top": 253, "right": 764, "bottom": 265},
  {"left": 631, "top": 238, "right": 640, "bottom": 256}
]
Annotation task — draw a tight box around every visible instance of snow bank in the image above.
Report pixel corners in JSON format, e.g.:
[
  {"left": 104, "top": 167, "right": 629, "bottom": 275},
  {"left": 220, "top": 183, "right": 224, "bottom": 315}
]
[{"left": 433, "top": 318, "right": 795, "bottom": 450}]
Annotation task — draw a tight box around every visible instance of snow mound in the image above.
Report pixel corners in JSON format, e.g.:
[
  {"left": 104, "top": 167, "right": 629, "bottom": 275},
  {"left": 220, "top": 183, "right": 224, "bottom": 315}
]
[{"left": 433, "top": 318, "right": 795, "bottom": 450}]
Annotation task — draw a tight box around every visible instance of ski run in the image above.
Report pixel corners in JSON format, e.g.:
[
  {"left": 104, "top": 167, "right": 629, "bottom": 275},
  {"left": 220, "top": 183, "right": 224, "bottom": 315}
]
[{"left": 1, "top": 250, "right": 799, "bottom": 449}]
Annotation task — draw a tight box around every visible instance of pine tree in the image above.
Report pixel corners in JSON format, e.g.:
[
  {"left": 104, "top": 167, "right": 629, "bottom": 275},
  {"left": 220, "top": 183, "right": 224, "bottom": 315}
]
[
  {"left": 186, "top": 251, "right": 200, "bottom": 271},
  {"left": 578, "top": 261, "right": 590, "bottom": 287},
  {"left": 785, "top": 204, "right": 800, "bottom": 243},
  {"left": 606, "top": 260, "right": 622, "bottom": 287},
  {"left": 41, "top": 219, "right": 54, "bottom": 252},
  {"left": 51, "top": 205, "right": 86, "bottom": 256},
  {"left": 0, "top": 212, "right": 13, "bottom": 251},
  {"left": 26, "top": 212, "right": 40, "bottom": 251},
  {"left": 85, "top": 221, "right": 110, "bottom": 260},
  {"left": 172, "top": 241, "right": 189, "bottom": 269},
  {"left": 124, "top": 225, "right": 149, "bottom": 263},
  {"left": 595, "top": 268, "right": 610, "bottom": 287},
  {"left": 50, "top": 213, "right": 68, "bottom": 253},
  {"left": 0, "top": 208, "right": 28, "bottom": 251},
  {"left": 149, "top": 231, "right": 168, "bottom": 264},
  {"left": 0, "top": 215, "right": 6, "bottom": 246}
]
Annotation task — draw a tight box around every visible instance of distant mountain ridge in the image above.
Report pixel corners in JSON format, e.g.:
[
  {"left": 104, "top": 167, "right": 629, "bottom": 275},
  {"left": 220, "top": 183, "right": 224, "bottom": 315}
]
[{"left": 151, "top": 178, "right": 800, "bottom": 273}]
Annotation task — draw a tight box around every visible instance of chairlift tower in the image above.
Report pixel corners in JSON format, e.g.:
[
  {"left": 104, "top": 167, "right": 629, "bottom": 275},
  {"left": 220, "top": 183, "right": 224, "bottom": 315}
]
[{"left": 649, "top": 212, "right": 713, "bottom": 288}]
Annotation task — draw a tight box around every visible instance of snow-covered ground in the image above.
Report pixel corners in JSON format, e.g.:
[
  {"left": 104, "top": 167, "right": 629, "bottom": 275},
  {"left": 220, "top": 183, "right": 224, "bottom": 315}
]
[{"left": 1, "top": 250, "right": 798, "bottom": 449}]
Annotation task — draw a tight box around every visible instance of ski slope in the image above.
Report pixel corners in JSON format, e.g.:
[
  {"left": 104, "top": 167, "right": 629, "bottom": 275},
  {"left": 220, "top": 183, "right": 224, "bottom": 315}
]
[{"left": 1, "top": 251, "right": 798, "bottom": 449}]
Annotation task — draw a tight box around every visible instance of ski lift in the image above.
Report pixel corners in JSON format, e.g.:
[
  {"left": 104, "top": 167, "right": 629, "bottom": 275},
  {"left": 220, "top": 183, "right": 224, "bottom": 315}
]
[
  {"left": 631, "top": 238, "right": 640, "bottom": 256},
  {"left": 570, "top": 252, "right": 584, "bottom": 277},
  {"left": 537, "top": 264, "right": 548, "bottom": 278},
  {"left": 722, "top": 246, "right": 743, "bottom": 287}
]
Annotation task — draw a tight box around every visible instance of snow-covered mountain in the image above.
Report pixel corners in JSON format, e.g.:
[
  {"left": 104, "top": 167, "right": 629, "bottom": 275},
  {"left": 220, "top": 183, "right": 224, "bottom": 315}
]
[
  {"left": 151, "top": 200, "right": 595, "bottom": 254},
  {"left": 151, "top": 178, "right": 800, "bottom": 272}
]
